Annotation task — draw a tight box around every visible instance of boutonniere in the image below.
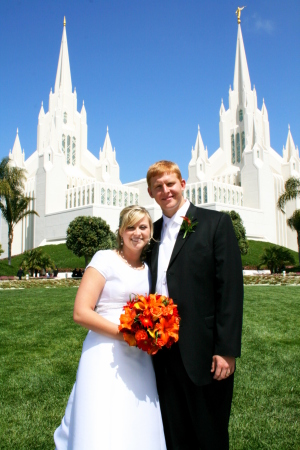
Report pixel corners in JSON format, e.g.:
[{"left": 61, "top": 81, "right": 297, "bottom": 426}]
[{"left": 180, "top": 216, "right": 198, "bottom": 239}]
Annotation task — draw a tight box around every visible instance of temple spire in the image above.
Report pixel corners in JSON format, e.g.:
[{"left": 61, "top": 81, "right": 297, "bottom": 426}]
[
  {"left": 54, "top": 18, "right": 72, "bottom": 93},
  {"left": 233, "top": 23, "right": 251, "bottom": 94}
]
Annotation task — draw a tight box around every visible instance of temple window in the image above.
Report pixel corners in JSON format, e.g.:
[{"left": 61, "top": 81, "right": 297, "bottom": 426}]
[
  {"left": 101, "top": 188, "right": 105, "bottom": 205},
  {"left": 219, "top": 188, "right": 221, "bottom": 201},
  {"left": 203, "top": 186, "right": 208, "bottom": 203},
  {"left": 192, "top": 188, "right": 195, "bottom": 204},
  {"left": 87, "top": 188, "right": 90, "bottom": 205},
  {"left": 130, "top": 193, "right": 133, "bottom": 205},
  {"left": 63, "top": 112, "right": 67, "bottom": 124},
  {"left": 197, "top": 187, "right": 202, "bottom": 204},
  {"left": 78, "top": 190, "right": 81, "bottom": 206},
  {"left": 91, "top": 187, "right": 94, "bottom": 203},
  {"left": 135, "top": 193, "right": 138, "bottom": 205},
  {"left": 232, "top": 191, "right": 235, "bottom": 205},
  {"left": 62, "top": 134, "right": 65, "bottom": 154},
  {"left": 241, "top": 131, "right": 245, "bottom": 152},
  {"left": 239, "top": 109, "right": 243, "bottom": 122},
  {"left": 69, "top": 193, "right": 72, "bottom": 209},
  {"left": 119, "top": 191, "right": 122, "bottom": 207},
  {"left": 107, "top": 189, "right": 111, "bottom": 205},
  {"left": 72, "top": 137, "right": 76, "bottom": 166},
  {"left": 82, "top": 189, "right": 85, "bottom": 206},
  {"left": 67, "top": 135, "right": 71, "bottom": 165},
  {"left": 124, "top": 192, "right": 128, "bottom": 206},
  {"left": 74, "top": 192, "right": 76, "bottom": 207},
  {"left": 231, "top": 134, "right": 235, "bottom": 164},
  {"left": 113, "top": 190, "right": 117, "bottom": 206},
  {"left": 186, "top": 189, "right": 190, "bottom": 200},
  {"left": 214, "top": 186, "right": 217, "bottom": 202},
  {"left": 65, "top": 194, "right": 68, "bottom": 209},
  {"left": 236, "top": 133, "right": 241, "bottom": 163}
]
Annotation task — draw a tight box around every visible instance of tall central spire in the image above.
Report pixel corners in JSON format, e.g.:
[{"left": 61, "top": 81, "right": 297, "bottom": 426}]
[
  {"left": 233, "top": 24, "right": 251, "bottom": 94},
  {"left": 54, "top": 17, "right": 72, "bottom": 94}
]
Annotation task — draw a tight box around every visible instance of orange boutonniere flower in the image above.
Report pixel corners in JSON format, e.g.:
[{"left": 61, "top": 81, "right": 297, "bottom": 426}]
[
  {"left": 119, "top": 294, "right": 181, "bottom": 355},
  {"left": 180, "top": 215, "right": 198, "bottom": 238}
]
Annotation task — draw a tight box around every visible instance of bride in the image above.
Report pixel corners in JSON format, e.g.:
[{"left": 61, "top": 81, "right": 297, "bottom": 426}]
[{"left": 54, "top": 206, "right": 166, "bottom": 450}]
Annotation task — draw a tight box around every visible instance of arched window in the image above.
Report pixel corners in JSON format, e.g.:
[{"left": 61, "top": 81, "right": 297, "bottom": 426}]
[
  {"left": 69, "top": 193, "right": 72, "bottom": 209},
  {"left": 101, "top": 188, "right": 105, "bottom": 205},
  {"left": 78, "top": 190, "right": 81, "bottom": 206},
  {"left": 239, "top": 109, "right": 243, "bottom": 122},
  {"left": 67, "top": 135, "right": 71, "bottom": 165},
  {"left": 203, "top": 186, "right": 208, "bottom": 203},
  {"left": 113, "top": 190, "right": 117, "bottom": 206},
  {"left": 236, "top": 133, "right": 241, "bottom": 163},
  {"left": 65, "top": 194, "right": 68, "bottom": 209},
  {"left": 62, "top": 134, "right": 65, "bottom": 154},
  {"left": 241, "top": 131, "right": 245, "bottom": 152},
  {"left": 107, "top": 189, "right": 111, "bottom": 205},
  {"left": 91, "top": 187, "right": 94, "bottom": 203},
  {"left": 192, "top": 188, "right": 195, "bottom": 204},
  {"left": 231, "top": 134, "right": 235, "bottom": 164},
  {"left": 135, "top": 193, "right": 138, "bottom": 205},
  {"left": 74, "top": 192, "right": 76, "bottom": 207},
  {"left": 186, "top": 189, "right": 190, "bottom": 200},
  {"left": 130, "top": 193, "right": 133, "bottom": 205},
  {"left": 124, "top": 192, "right": 128, "bottom": 206},
  {"left": 214, "top": 186, "right": 217, "bottom": 202},
  {"left": 87, "top": 188, "right": 90, "bottom": 205},
  {"left": 72, "top": 137, "right": 76, "bottom": 166},
  {"left": 82, "top": 189, "right": 85, "bottom": 206},
  {"left": 119, "top": 191, "right": 122, "bottom": 207},
  {"left": 63, "top": 112, "right": 67, "bottom": 124},
  {"left": 197, "top": 187, "right": 202, "bottom": 204},
  {"left": 219, "top": 188, "right": 221, "bottom": 202}
]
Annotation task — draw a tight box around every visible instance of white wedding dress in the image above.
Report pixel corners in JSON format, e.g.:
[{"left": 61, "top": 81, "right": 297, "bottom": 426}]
[{"left": 54, "top": 250, "right": 166, "bottom": 450}]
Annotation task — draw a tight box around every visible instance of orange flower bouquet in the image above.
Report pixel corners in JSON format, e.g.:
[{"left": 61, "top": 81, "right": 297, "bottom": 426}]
[{"left": 118, "top": 294, "right": 180, "bottom": 355}]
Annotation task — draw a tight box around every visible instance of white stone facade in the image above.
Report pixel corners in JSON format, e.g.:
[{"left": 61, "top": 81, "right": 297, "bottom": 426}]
[{"left": 1, "top": 22, "right": 299, "bottom": 258}]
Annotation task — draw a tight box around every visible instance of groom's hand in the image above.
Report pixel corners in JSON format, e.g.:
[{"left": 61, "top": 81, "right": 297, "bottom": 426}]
[{"left": 211, "top": 355, "right": 235, "bottom": 381}]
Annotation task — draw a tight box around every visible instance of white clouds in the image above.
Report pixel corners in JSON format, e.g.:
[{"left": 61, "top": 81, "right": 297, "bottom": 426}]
[{"left": 252, "top": 14, "right": 274, "bottom": 34}]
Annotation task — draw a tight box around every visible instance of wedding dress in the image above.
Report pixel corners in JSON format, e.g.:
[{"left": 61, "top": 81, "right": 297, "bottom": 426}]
[{"left": 54, "top": 250, "right": 166, "bottom": 450}]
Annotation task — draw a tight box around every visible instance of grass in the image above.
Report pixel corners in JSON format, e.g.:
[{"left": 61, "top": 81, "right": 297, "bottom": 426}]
[
  {"left": 0, "top": 286, "right": 299, "bottom": 449},
  {"left": 0, "top": 240, "right": 299, "bottom": 277}
]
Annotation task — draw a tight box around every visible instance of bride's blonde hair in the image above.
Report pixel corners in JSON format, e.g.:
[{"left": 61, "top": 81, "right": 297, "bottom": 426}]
[{"left": 116, "top": 206, "right": 153, "bottom": 257}]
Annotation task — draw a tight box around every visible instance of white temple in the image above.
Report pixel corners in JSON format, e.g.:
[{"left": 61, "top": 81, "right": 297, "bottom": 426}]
[{"left": 1, "top": 18, "right": 299, "bottom": 258}]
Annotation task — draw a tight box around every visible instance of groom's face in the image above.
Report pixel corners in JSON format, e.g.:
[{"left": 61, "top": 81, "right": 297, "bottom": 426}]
[{"left": 148, "top": 172, "right": 186, "bottom": 218}]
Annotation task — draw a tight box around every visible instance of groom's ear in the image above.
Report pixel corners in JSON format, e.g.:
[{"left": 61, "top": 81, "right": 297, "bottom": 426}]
[{"left": 148, "top": 187, "right": 154, "bottom": 198}]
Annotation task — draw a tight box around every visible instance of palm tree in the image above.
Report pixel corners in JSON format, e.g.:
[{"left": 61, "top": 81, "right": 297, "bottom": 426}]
[
  {"left": 0, "top": 157, "right": 39, "bottom": 265},
  {"left": 259, "top": 245, "right": 295, "bottom": 273},
  {"left": 277, "top": 177, "right": 300, "bottom": 212},
  {"left": 287, "top": 209, "right": 300, "bottom": 264}
]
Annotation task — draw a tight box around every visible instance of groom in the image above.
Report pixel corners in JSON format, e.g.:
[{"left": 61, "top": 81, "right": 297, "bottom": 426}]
[{"left": 147, "top": 161, "right": 243, "bottom": 449}]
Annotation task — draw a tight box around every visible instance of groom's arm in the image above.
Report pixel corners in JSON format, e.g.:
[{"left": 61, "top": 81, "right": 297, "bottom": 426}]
[{"left": 212, "top": 213, "right": 244, "bottom": 366}]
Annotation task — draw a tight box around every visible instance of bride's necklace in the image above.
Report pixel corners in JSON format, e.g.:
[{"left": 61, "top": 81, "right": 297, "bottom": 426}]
[{"left": 117, "top": 250, "right": 145, "bottom": 270}]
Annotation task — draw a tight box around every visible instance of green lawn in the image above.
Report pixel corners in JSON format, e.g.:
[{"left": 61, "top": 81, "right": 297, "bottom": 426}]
[{"left": 0, "top": 286, "right": 299, "bottom": 449}]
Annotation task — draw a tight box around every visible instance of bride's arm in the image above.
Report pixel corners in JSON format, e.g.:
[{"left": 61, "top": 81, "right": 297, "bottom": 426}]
[{"left": 73, "top": 267, "right": 123, "bottom": 340}]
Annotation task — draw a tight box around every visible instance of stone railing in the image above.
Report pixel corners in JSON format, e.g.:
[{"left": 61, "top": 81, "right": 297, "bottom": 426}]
[
  {"left": 185, "top": 180, "right": 243, "bottom": 207},
  {"left": 65, "top": 182, "right": 139, "bottom": 210}
]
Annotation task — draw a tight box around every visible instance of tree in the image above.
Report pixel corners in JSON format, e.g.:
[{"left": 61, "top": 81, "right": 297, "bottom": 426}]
[
  {"left": 259, "top": 245, "right": 295, "bottom": 273},
  {"left": 277, "top": 177, "right": 300, "bottom": 212},
  {"left": 287, "top": 209, "right": 300, "bottom": 264},
  {"left": 21, "top": 248, "right": 56, "bottom": 276},
  {"left": 0, "top": 243, "right": 4, "bottom": 256},
  {"left": 222, "top": 210, "right": 249, "bottom": 255},
  {"left": 66, "top": 216, "right": 116, "bottom": 266},
  {"left": 0, "top": 157, "right": 39, "bottom": 265}
]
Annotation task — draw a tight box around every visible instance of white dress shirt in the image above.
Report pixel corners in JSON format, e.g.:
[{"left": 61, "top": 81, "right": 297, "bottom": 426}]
[{"left": 156, "top": 200, "right": 190, "bottom": 296}]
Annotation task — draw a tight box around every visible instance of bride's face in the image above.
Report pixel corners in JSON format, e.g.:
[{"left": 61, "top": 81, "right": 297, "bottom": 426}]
[{"left": 120, "top": 215, "right": 151, "bottom": 253}]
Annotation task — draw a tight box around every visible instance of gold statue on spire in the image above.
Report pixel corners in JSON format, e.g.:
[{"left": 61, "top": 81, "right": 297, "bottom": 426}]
[
  {"left": 235, "top": 6, "right": 246, "bottom": 24},
  {"left": 63, "top": 16, "right": 66, "bottom": 27}
]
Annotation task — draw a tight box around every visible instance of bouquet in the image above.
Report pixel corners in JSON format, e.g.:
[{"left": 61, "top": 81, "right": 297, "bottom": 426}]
[{"left": 118, "top": 294, "right": 180, "bottom": 355}]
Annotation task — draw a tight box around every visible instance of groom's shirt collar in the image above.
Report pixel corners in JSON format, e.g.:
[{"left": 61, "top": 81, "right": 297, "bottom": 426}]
[{"left": 162, "top": 200, "right": 190, "bottom": 234}]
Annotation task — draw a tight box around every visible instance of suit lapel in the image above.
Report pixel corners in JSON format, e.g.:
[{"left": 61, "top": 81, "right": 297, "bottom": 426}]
[{"left": 168, "top": 203, "right": 198, "bottom": 268}]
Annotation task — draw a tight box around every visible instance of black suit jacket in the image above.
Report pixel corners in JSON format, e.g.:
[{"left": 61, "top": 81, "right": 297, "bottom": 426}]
[{"left": 149, "top": 203, "right": 243, "bottom": 386}]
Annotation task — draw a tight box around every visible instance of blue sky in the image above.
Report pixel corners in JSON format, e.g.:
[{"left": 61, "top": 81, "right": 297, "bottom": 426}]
[{"left": 0, "top": 0, "right": 299, "bottom": 183}]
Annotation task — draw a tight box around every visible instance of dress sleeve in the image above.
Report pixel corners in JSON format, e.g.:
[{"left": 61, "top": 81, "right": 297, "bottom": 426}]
[{"left": 86, "top": 250, "right": 113, "bottom": 280}]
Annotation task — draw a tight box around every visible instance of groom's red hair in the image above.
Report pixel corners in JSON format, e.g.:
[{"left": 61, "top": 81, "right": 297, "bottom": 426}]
[{"left": 146, "top": 160, "right": 182, "bottom": 187}]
